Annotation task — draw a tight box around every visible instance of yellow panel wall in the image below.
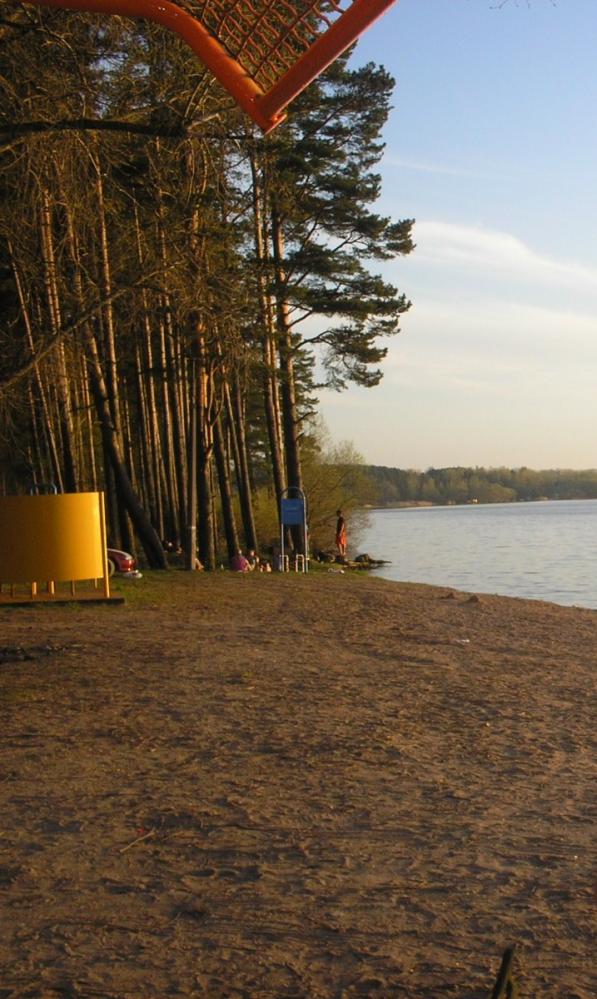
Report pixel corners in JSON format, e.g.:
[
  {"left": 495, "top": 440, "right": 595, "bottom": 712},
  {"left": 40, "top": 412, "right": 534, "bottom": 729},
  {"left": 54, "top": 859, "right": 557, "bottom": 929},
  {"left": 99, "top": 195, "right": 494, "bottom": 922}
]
[{"left": 0, "top": 492, "right": 108, "bottom": 584}]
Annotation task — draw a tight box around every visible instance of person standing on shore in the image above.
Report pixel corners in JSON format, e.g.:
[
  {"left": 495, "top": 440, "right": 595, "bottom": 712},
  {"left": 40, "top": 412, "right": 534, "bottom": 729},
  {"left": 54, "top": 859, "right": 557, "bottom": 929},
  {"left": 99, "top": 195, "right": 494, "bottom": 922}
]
[{"left": 335, "top": 509, "right": 347, "bottom": 557}]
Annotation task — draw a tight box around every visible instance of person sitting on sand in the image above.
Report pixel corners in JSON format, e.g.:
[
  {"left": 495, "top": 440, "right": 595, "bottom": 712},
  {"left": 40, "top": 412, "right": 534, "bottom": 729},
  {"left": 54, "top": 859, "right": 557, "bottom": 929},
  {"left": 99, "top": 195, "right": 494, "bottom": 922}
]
[
  {"left": 230, "top": 550, "right": 250, "bottom": 572},
  {"left": 335, "top": 509, "right": 347, "bottom": 558}
]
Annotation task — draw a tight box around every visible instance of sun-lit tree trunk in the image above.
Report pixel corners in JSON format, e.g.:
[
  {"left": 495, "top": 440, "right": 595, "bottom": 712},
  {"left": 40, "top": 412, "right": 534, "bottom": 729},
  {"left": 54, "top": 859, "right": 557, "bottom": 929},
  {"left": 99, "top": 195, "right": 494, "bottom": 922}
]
[
  {"left": 164, "top": 318, "right": 186, "bottom": 544},
  {"left": 250, "top": 148, "right": 286, "bottom": 507},
  {"left": 9, "top": 246, "right": 64, "bottom": 490},
  {"left": 133, "top": 340, "right": 157, "bottom": 520},
  {"left": 27, "top": 384, "right": 47, "bottom": 485},
  {"left": 83, "top": 322, "right": 167, "bottom": 567},
  {"left": 39, "top": 186, "right": 78, "bottom": 492},
  {"left": 156, "top": 180, "right": 185, "bottom": 543},
  {"left": 213, "top": 411, "right": 240, "bottom": 560},
  {"left": 121, "top": 385, "right": 138, "bottom": 493},
  {"left": 196, "top": 330, "right": 217, "bottom": 569},
  {"left": 61, "top": 199, "right": 164, "bottom": 563},
  {"left": 93, "top": 158, "right": 133, "bottom": 551},
  {"left": 79, "top": 356, "right": 98, "bottom": 490},
  {"left": 226, "top": 377, "right": 258, "bottom": 551},
  {"left": 131, "top": 204, "right": 159, "bottom": 518},
  {"left": 156, "top": 312, "right": 178, "bottom": 542},
  {"left": 271, "top": 205, "right": 303, "bottom": 497}
]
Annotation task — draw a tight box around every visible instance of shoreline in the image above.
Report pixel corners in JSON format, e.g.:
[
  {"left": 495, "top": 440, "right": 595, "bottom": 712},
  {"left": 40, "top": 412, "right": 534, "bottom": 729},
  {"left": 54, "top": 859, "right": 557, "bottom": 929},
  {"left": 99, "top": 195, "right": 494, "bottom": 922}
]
[
  {"left": 364, "top": 495, "right": 597, "bottom": 510},
  {"left": 358, "top": 499, "right": 597, "bottom": 612},
  {"left": 1, "top": 572, "right": 594, "bottom": 997}
]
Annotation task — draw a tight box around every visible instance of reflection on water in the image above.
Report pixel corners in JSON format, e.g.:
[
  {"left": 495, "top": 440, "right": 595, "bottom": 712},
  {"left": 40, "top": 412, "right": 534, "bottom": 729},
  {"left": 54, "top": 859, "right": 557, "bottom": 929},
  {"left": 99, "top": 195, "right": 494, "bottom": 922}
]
[{"left": 358, "top": 499, "right": 597, "bottom": 609}]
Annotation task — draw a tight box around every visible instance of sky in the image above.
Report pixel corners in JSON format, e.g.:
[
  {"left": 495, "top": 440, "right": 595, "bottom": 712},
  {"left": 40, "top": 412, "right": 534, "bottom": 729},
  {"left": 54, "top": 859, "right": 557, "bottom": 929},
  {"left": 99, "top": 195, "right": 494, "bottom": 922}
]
[{"left": 317, "top": 0, "right": 597, "bottom": 470}]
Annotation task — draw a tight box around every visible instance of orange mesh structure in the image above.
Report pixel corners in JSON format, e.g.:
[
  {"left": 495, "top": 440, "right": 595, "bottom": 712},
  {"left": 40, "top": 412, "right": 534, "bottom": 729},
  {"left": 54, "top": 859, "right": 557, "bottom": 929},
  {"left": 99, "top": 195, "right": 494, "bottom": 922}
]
[{"left": 28, "top": 0, "right": 398, "bottom": 132}]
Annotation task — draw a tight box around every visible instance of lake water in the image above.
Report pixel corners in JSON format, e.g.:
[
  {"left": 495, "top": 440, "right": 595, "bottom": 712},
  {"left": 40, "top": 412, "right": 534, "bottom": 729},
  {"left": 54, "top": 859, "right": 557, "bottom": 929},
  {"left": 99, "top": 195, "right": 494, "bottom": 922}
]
[{"left": 358, "top": 499, "right": 597, "bottom": 609}]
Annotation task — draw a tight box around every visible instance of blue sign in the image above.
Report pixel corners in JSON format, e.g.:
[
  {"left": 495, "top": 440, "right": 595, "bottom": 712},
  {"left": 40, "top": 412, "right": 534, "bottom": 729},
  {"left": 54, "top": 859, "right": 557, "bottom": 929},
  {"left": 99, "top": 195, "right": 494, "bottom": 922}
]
[{"left": 281, "top": 498, "right": 305, "bottom": 526}]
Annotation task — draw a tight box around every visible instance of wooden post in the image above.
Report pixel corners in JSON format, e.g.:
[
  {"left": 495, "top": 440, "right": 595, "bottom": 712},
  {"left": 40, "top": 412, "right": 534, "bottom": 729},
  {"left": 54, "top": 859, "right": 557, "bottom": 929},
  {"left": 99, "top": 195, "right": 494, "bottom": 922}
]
[{"left": 98, "top": 492, "right": 111, "bottom": 599}]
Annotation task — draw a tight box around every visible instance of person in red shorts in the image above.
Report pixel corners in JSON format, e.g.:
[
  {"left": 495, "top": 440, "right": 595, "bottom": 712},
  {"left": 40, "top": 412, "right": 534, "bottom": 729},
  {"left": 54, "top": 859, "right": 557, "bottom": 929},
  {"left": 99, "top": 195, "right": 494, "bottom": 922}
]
[{"left": 335, "top": 509, "right": 347, "bottom": 557}]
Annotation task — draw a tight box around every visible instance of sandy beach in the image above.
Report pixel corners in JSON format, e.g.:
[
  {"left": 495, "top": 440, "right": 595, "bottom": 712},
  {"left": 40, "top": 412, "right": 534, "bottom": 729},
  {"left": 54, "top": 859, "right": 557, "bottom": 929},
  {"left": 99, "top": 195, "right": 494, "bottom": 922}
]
[{"left": 0, "top": 571, "right": 595, "bottom": 998}]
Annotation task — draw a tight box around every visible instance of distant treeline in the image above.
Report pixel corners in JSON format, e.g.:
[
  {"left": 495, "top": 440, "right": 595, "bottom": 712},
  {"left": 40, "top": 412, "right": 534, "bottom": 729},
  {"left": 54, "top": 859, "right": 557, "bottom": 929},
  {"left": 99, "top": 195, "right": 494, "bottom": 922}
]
[{"left": 362, "top": 466, "right": 597, "bottom": 506}]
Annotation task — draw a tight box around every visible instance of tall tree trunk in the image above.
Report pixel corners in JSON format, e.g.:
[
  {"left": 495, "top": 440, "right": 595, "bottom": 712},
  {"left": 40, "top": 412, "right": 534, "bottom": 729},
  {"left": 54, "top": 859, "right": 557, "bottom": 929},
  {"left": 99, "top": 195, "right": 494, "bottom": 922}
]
[
  {"left": 39, "top": 186, "right": 78, "bottom": 491},
  {"left": 164, "top": 318, "right": 186, "bottom": 544},
  {"left": 103, "top": 453, "right": 120, "bottom": 548},
  {"left": 133, "top": 341, "right": 159, "bottom": 525},
  {"left": 79, "top": 355, "right": 98, "bottom": 490},
  {"left": 27, "top": 384, "right": 47, "bottom": 485},
  {"left": 121, "top": 385, "right": 138, "bottom": 494},
  {"left": 93, "top": 159, "right": 132, "bottom": 551},
  {"left": 271, "top": 207, "right": 303, "bottom": 495},
  {"left": 226, "top": 379, "right": 258, "bottom": 551},
  {"left": 250, "top": 149, "right": 286, "bottom": 507},
  {"left": 213, "top": 413, "right": 240, "bottom": 560},
  {"left": 156, "top": 312, "right": 178, "bottom": 542},
  {"left": 61, "top": 201, "right": 164, "bottom": 565},
  {"left": 9, "top": 247, "right": 64, "bottom": 490},
  {"left": 64, "top": 197, "right": 124, "bottom": 539},
  {"left": 156, "top": 183, "right": 185, "bottom": 543},
  {"left": 83, "top": 325, "right": 167, "bottom": 568},
  {"left": 196, "top": 333, "right": 216, "bottom": 569},
  {"left": 132, "top": 201, "right": 166, "bottom": 539}
]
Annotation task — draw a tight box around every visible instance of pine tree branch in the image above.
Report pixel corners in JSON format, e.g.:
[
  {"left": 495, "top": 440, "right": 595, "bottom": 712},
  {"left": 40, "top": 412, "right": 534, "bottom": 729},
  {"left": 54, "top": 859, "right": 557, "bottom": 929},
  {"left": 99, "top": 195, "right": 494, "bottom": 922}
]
[
  {"left": 0, "top": 111, "right": 230, "bottom": 149},
  {"left": 0, "top": 118, "right": 188, "bottom": 142}
]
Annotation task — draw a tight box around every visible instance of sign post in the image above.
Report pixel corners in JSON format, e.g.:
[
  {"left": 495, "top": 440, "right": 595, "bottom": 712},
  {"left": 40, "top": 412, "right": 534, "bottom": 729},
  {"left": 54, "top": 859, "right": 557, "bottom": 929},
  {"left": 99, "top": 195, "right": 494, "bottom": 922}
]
[{"left": 280, "top": 487, "right": 308, "bottom": 572}]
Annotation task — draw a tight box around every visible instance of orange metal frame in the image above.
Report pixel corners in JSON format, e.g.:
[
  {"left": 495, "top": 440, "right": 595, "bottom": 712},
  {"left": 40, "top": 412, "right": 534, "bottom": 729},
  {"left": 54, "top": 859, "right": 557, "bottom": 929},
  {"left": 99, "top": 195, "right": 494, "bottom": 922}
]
[{"left": 26, "top": 0, "right": 398, "bottom": 133}]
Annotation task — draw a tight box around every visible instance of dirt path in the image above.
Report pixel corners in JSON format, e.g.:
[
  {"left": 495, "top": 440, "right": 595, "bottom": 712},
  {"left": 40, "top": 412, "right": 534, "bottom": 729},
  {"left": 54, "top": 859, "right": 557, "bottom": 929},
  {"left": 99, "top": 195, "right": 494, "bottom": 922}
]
[{"left": 1, "top": 572, "right": 595, "bottom": 997}]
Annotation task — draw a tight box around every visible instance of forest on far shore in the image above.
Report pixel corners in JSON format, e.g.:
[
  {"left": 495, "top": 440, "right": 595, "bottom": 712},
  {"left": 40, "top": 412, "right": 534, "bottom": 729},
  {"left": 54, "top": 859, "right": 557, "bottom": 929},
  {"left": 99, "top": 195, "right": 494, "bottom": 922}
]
[{"left": 361, "top": 465, "right": 597, "bottom": 507}]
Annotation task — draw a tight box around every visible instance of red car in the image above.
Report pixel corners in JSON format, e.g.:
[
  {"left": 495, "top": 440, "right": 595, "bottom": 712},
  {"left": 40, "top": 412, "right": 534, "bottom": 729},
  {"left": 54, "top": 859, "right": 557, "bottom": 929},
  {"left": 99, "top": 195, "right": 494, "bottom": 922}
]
[{"left": 107, "top": 548, "right": 143, "bottom": 578}]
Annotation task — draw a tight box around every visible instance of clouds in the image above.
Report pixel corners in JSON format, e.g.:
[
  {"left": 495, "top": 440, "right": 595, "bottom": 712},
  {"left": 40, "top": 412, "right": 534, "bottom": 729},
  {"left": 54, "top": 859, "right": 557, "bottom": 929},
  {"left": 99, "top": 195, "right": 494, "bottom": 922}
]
[
  {"left": 324, "top": 2, "right": 597, "bottom": 468},
  {"left": 391, "top": 298, "right": 597, "bottom": 373},
  {"left": 366, "top": 218, "right": 597, "bottom": 395},
  {"left": 382, "top": 155, "right": 504, "bottom": 182},
  {"left": 319, "top": 220, "right": 597, "bottom": 468},
  {"left": 404, "top": 221, "right": 597, "bottom": 298},
  {"left": 389, "top": 221, "right": 597, "bottom": 381}
]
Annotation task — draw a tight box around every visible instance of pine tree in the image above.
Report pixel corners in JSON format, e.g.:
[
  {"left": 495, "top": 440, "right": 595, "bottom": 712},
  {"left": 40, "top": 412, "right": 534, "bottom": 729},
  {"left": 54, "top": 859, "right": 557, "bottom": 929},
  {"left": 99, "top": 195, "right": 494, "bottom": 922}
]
[{"left": 247, "top": 56, "right": 414, "bottom": 526}]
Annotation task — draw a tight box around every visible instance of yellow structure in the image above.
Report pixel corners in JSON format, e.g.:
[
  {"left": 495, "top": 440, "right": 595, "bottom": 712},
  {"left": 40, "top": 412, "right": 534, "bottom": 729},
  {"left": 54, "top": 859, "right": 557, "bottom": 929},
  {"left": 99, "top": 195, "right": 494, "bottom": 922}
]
[{"left": 0, "top": 491, "right": 110, "bottom": 599}]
